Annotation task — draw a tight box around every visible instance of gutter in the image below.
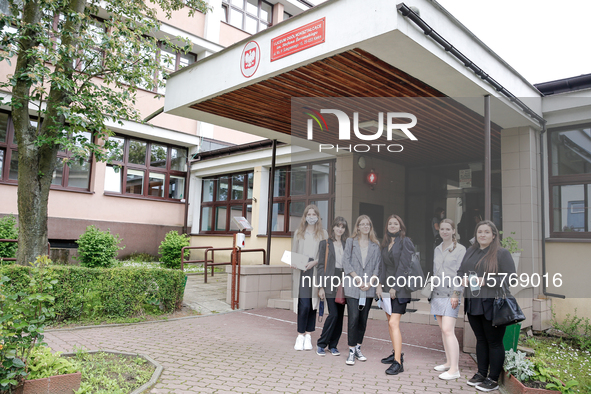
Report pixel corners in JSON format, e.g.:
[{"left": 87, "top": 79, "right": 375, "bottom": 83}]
[{"left": 397, "top": 3, "right": 564, "bottom": 298}]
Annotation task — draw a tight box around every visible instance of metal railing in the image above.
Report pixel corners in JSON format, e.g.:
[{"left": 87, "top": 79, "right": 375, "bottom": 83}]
[
  {"left": 180, "top": 245, "right": 213, "bottom": 272},
  {"left": 203, "top": 247, "right": 266, "bottom": 283},
  {"left": 0, "top": 239, "right": 51, "bottom": 262}
]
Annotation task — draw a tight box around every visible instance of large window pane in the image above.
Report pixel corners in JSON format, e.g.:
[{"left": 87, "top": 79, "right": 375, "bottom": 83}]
[
  {"left": 179, "top": 53, "right": 195, "bottom": 69},
  {"left": 312, "top": 163, "right": 330, "bottom": 194},
  {"left": 247, "top": 172, "right": 254, "bottom": 199},
  {"left": 104, "top": 165, "right": 122, "bottom": 193},
  {"left": 217, "top": 176, "right": 229, "bottom": 201},
  {"left": 311, "top": 200, "right": 329, "bottom": 230},
  {"left": 126, "top": 169, "right": 144, "bottom": 194},
  {"left": 150, "top": 144, "right": 167, "bottom": 168},
  {"left": 8, "top": 150, "right": 18, "bottom": 180},
  {"left": 552, "top": 184, "right": 586, "bottom": 232},
  {"left": 201, "top": 207, "right": 212, "bottom": 232},
  {"left": 272, "top": 202, "right": 285, "bottom": 232},
  {"left": 52, "top": 157, "right": 64, "bottom": 186},
  {"left": 171, "top": 147, "right": 187, "bottom": 171},
  {"left": 203, "top": 179, "right": 214, "bottom": 202},
  {"left": 229, "top": 205, "right": 244, "bottom": 231},
  {"left": 289, "top": 201, "right": 306, "bottom": 232},
  {"left": 550, "top": 127, "right": 591, "bottom": 176},
  {"left": 290, "top": 165, "right": 307, "bottom": 196},
  {"left": 232, "top": 174, "right": 244, "bottom": 200},
  {"left": 216, "top": 206, "right": 227, "bottom": 231},
  {"left": 169, "top": 175, "right": 185, "bottom": 199},
  {"left": 261, "top": 1, "right": 272, "bottom": 22},
  {"left": 0, "top": 112, "right": 8, "bottom": 142},
  {"left": 0, "top": 150, "right": 3, "bottom": 179},
  {"left": 159, "top": 44, "right": 176, "bottom": 70},
  {"left": 273, "top": 168, "right": 286, "bottom": 197},
  {"left": 229, "top": 8, "right": 243, "bottom": 29},
  {"left": 67, "top": 160, "right": 90, "bottom": 188},
  {"left": 107, "top": 136, "right": 124, "bottom": 162},
  {"left": 128, "top": 139, "right": 146, "bottom": 165},
  {"left": 246, "top": 204, "right": 252, "bottom": 226},
  {"left": 230, "top": 0, "right": 244, "bottom": 6},
  {"left": 245, "top": 15, "right": 257, "bottom": 34},
  {"left": 246, "top": 0, "right": 258, "bottom": 15},
  {"left": 148, "top": 172, "right": 165, "bottom": 197}
]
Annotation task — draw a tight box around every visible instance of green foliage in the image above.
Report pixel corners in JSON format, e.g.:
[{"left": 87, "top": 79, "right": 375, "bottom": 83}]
[
  {"left": 76, "top": 226, "right": 124, "bottom": 268},
  {"left": 158, "top": 231, "right": 190, "bottom": 269},
  {"left": 551, "top": 308, "right": 591, "bottom": 351},
  {"left": 121, "top": 252, "right": 159, "bottom": 263},
  {"left": 0, "top": 257, "right": 56, "bottom": 392},
  {"left": 0, "top": 215, "right": 18, "bottom": 261},
  {"left": 499, "top": 231, "right": 523, "bottom": 254},
  {"left": 27, "top": 346, "right": 79, "bottom": 380},
  {"left": 504, "top": 349, "right": 535, "bottom": 382},
  {"left": 0, "top": 264, "right": 186, "bottom": 323}
]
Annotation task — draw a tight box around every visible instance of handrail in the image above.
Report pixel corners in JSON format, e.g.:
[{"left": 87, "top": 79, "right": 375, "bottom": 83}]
[
  {"left": 0, "top": 239, "right": 51, "bottom": 262},
  {"left": 180, "top": 246, "right": 213, "bottom": 272},
  {"left": 204, "top": 247, "right": 267, "bottom": 284}
]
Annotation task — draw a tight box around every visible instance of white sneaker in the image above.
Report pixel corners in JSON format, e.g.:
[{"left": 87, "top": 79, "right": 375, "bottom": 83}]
[
  {"left": 303, "top": 334, "right": 313, "bottom": 350},
  {"left": 294, "top": 335, "right": 304, "bottom": 351},
  {"left": 346, "top": 349, "right": 356, "bottom": 365},
  {"left": 439, "top": 371, "right": 461, "bottom": 380},
  {"left": 434, "top": 364, "right": 450, "bottom": 372}
]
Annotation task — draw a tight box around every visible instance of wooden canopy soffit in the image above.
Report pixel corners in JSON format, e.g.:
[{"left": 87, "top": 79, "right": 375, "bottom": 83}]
[{"left": 190, "top": 48, "right": 501, "bottom": 166}]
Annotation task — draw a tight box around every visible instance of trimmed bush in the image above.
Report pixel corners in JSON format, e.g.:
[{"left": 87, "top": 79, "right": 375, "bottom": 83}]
[
  {"left": 158, "top": 231, "right": 190, "bottom": 269},
  {"left": 0, "top": 214, "right": 18, "bottom": 261},
  {"left": 0, "top": 264, "right": 185, "bottom": 322},
  {"left": 76, "top": 225, "right": 124, "bottom": 268}
]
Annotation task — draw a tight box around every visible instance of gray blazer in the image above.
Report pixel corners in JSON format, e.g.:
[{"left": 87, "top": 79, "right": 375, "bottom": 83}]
[{"left": 342, "top": 237, "right": 382, "bottom": 299}]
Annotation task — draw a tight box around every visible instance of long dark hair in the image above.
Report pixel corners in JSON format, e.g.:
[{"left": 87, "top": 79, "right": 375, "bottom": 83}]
[
  {"left": 381, "top": 214, "right": 407, "bottom": 248},
  {"left": 472, "top": 220, "right": 501, "bottom": 273},
  {"left": 330, "top": 216, "right": 350, "bottom": 242}
]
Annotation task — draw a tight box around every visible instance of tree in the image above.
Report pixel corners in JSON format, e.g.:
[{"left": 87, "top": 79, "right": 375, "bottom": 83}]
[{"left": 0, "top": 0, "right": 209, "bottom": 265}]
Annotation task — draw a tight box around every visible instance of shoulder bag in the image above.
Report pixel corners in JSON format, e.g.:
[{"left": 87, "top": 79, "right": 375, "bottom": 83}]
[
  {"left": 405, "top": 248, "right": 425, "bottom": 292},
  {"left": 492, "top": 282, "right": 525, "bottom": 327},
  {"left": 329, "top": 240, "right": 346, "bottom": 305}
]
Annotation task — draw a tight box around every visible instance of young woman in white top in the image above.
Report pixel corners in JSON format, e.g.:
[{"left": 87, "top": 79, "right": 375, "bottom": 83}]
[
  {"left": 430, "top": 218, "right": 466, "bottom": 380},
  {"left": 292, "top": 204, "right": 328, "bottom": 351}
]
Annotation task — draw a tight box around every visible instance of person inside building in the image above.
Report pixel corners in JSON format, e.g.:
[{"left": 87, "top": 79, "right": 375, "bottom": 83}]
[
  {"left": 376, "top": 214, "right": 415, "bottom": 375},
  {"left": 456, "top": 220, "right": 516, "bottom": 392},
  {"left": 292, "top": 204, "right": 328, "bottom": 351},
  {"left": 429, "top": 219, "right": 466, "bottom": 380},
  {"left": 315, "top": 216, "right": 350, "bottom": 357},
  {"left": 432, "top": 207, "right": 445, "bottom": 247},
  {"left": 342, "top": 215, "right": 381, "bottom": 366}
]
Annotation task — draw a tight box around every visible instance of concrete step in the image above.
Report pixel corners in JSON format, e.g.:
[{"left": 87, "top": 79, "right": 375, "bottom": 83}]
[{"left": 267, "top": 298, "right": 293, "bottom": 310}]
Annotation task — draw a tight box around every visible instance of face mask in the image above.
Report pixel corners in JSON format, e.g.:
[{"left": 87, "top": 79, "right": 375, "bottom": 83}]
[
  {"left": 306, "top": 216, "right": 318, "bottom": 225},
  {"left": 387, "top": 231, "right": 400, "bottom": 237}
]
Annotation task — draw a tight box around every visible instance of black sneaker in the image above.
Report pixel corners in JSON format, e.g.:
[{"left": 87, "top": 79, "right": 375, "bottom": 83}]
[
  {"left": 467, "top": 373, "right": 487, "bottom": 387},
  {"left": 385, "top": 360, "right": 404, "bottom": 375},
  {"left": 381, "top": 351, "right": 404, "bottom": 364},
  {"left": 476, "top": 378, "right": 499, "bottom": 392}
]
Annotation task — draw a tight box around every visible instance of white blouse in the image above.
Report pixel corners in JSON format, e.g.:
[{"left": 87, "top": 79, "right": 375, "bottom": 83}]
[{"left": 334, "top": 241, "right": 344, "bottom": 269}]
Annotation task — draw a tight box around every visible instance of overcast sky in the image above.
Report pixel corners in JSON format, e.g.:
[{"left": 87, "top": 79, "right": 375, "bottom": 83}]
[{"left": 434, "top": 0, "right": 591, "bottom": 84}]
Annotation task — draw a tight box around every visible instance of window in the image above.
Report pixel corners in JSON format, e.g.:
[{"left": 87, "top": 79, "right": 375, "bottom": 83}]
[
  {"left": 271, "top": 161, "right": 335, "bottom": 234},
  {"left": 0, "top": 111, "right": 92, "bottom": 190},
  {"left": 549, "top": 125, "right": 591, "bottom": 237},
  {"left": 222, "top": 0, "right": 272, "bottom": 34},
  {"left": 200, "top": 171, "right": 254, "bottom": 233},
  {"left": 104, "top": 135, "right": 187, "bottom": 201}
]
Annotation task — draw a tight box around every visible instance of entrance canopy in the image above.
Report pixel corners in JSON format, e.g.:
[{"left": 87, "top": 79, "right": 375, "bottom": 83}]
[{"left": 165, "top": 0, "right": 543, "bottom": 164}]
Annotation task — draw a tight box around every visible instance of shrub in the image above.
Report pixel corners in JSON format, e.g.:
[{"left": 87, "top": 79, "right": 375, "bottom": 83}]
[
  {"left": 158, "top": 231, "right": 190, "bottom": 269},
  {"left": 0, "top": 215, "right": 18, "bottom": 262},
  {"left": 76, "top": 226, "right": 124, "bottom": 268},
  {"left": 121, "top": 252, "right": 159, "bottom": 263}
]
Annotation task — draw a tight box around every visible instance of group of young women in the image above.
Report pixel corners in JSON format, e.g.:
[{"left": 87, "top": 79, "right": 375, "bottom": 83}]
[{"left": 291, "top": 204, "right": 516, "bottom": 392}]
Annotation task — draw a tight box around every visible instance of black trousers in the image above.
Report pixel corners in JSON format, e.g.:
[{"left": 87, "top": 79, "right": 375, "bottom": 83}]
[
  {"left": 297, "top": 297, "right": 316, "bottom": 333},
  {"left": 468, "top": 313, "right": 507, "bottom": 382},
  {"left": 346, "top": 297, "right": 373, "bottom": 347},
  {"left": 317, "top": 297, "right": 345, "bottom": 349}
]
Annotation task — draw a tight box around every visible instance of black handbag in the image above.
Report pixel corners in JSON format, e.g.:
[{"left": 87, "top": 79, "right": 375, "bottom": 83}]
[{"left": 492, "top": 283, "right": 525, "bottom": 327}]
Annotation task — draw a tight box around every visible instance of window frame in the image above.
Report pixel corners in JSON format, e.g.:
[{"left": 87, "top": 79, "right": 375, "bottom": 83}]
[
  {"left": 199, "top": 171, "right": 254, "bottom": 234},
  {"left": 104, "top": 134, "right": 188, "bottom": 202},
  {"left": 271, "top": 160, "right": 336, "bottom": 235},
  {"left": 222, "top": 0, "right": 273, "bottom": 34},
  {"left": 547, "top": 124, "right": 591, "bottom": 238}
]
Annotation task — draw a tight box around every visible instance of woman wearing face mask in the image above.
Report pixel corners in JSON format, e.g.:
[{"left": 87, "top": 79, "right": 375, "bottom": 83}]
[
  {"left": 455, "top": 220, "right": 516, "bottom": 392},
  {"left": 376, "top": 214, "right": 414, "bottom": 375},
  {"left": 430, "top": 219, "right": 466, "bottom": 380},
  {"left": 315, "top": 217, "right": 350, "bottom": 357},
  {"left": 292, "top": 204, "right": 328, "bottom": 351},
  {"left": 342, "top": 215, "right": 381, "bottom": 366}
]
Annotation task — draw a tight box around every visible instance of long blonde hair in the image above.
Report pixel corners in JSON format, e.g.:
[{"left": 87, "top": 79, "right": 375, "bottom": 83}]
[
  {"left": 351, "top": 215, "right": 379, "bottom": 245},
  {"left": 439, "top": 218, "right": 458, "bottom": 252},
  {"left": 296, "top": 204, "right": 325, "bottom": 240}
]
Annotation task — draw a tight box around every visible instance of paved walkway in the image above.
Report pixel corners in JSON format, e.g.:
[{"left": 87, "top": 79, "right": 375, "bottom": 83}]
[
  {"left": 182, "top": 272, "right": 233, "bottom": 315},
  {"left": 45, "top": 307, "right": 479, "bottom": 393}
]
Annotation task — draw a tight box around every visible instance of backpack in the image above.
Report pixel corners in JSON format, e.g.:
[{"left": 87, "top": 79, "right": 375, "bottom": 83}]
[{"left": 404, "top": 249, "right": 425, "bottom": 292}]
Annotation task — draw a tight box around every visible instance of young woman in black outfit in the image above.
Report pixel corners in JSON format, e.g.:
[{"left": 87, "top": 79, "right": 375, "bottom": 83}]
[
  {"left": 315, "top": 216, "right": 350, "bottom": 357},
  {"left": 455, "top": 220, "right": 516, "bottom": 392},
  {"left": 376, "top": 214, "right": 415, "bottom": 375}
]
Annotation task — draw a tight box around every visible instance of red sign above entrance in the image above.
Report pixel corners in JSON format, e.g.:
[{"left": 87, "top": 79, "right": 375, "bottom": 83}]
[{"left": 271, "top": 18, "right": 326, "bottom": 62}]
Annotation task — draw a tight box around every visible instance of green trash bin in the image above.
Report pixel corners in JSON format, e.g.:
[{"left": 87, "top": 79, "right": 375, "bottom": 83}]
[{"left": 503, "top": 323, "right": 521, "bottom": 352}]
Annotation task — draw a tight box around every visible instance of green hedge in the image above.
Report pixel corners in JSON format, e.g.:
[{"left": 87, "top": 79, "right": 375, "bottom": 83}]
[{"left": 0, "top": 265, "right": 186, "bottom": 322}]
